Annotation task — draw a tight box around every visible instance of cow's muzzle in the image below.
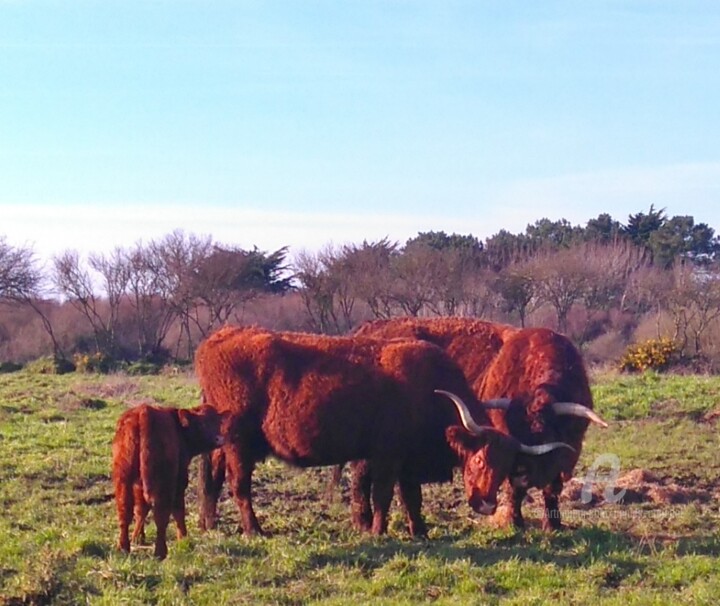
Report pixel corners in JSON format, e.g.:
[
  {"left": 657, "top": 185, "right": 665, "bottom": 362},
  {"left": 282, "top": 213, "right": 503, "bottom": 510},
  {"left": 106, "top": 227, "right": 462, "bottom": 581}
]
[{"left": 469, "top": 494, "right": 497, "bottom": 515}]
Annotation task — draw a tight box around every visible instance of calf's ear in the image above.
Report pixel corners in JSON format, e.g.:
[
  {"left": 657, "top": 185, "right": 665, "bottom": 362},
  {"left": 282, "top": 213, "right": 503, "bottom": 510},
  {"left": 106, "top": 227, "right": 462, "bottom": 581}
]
[{"left": 177, "top": 408, "right": 193, "bottom": 428}]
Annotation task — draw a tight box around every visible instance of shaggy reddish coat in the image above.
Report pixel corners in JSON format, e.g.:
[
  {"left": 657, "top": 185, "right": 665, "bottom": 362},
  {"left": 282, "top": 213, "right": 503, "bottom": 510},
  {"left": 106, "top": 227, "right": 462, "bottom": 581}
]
[
  {"left": 354, "top": 317, "right": 601, "bottom": 530},
  {"left": 195, "top": 325, "right": 525, "bottom": 537},
  {"left": 112, "top": 404, "right": 227, "bottom": 559}
]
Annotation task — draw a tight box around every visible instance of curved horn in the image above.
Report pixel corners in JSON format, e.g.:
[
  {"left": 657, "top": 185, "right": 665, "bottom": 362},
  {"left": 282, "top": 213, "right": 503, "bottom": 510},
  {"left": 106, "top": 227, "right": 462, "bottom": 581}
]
[
  {"left": 435, "top": 390, "right": 577, "bottom": 456},
  {"left": 552, "top": 402, "right": 609, "bottom": 428},
  {"left": 519, "top": 442, "right": 576, "bottom": 456},
  {"left": 435, "top": 389, "right": 487, "bottom": 435},
  {"left": 480, "top": 398, "right": 512, "bottom": 410}
]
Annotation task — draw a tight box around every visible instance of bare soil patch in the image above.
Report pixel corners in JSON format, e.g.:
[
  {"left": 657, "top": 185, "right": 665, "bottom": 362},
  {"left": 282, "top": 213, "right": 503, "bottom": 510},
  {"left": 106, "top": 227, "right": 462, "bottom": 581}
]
[{"left": 561, "top": 468, "right": 717, "bottom": 506}]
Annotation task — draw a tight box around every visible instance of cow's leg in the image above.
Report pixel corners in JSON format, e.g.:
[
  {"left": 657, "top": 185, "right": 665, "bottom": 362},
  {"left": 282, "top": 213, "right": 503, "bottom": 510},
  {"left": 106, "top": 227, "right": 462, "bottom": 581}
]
[
  {"left": 370, "top": 461, "right": 400, "bottom": 535},
  {"left": 131, "top": 483, "right": 149, "bottom": 545},
  {"left": 397, "top": 475, "right": 427, "bottom": 538},
  {"left": 349, "top": 461, "right": 373, "bottom": 532},
  {"left": 173, "top": 499, "right": 188, "bottom": 540},
  {"left": 115, "top": 481, "right": 133, "bottom": 553},
  {"left": 542, "top": 475, "right": 564, "bottom": 531},
  {"left": 153, "top": 504, "right": 171, "bottom": 560},
  {"left": 199, "top": 449, "right": 226, "bottom": 531},
  {"left": 510, "top": 485, "right": 527, "bottom": 529},
  {"left": 225, "top": 444, "right": 264, "bottom": 536}
]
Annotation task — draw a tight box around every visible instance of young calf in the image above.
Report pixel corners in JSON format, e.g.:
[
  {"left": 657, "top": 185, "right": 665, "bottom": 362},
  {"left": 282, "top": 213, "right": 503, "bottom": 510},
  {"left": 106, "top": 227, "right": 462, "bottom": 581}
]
[{"left": 112, "top": 403, "right": 228, "bottom": 559}]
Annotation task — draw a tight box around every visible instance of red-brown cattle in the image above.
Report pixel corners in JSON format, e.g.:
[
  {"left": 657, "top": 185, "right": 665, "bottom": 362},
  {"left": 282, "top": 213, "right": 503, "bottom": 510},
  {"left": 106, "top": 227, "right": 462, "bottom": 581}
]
[
  {"left": 112, "top": 403, "right": 228, "bottom": 559},
  {"left": 354, "top": 317, "right": 607, "bottom": 530},
  {"left": 195, "top": 325, "right": 572, "bottom": 537}
]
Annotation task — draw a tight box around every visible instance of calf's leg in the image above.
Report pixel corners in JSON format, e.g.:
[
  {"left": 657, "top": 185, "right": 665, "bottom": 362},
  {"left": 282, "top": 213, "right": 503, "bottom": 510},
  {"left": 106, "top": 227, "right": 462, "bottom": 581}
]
[
  {"left": 131, "top": 483, "right": 149, "bottom": 544},
  {"left": 153, "top": 504, "right": 172, "bottom": 560},
  {"left": 173, "top": 470, "right": 190, "bottom": 540},
  {"left": 115, "top": 481, "right": 133, "bottom": 553}
]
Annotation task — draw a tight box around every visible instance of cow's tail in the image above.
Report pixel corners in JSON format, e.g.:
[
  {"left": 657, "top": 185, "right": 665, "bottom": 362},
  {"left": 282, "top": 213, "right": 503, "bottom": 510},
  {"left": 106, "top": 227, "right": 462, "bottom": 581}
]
[
  {"left": 198, "top": 450, "right": 224, "bottom": 531},
  {"left": 138, "top": 409, "right": 156, "bottom": 505}
]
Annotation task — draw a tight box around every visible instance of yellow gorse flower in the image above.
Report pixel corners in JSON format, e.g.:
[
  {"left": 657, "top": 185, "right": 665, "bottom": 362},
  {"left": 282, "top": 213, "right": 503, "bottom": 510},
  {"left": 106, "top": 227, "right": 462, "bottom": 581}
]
[{"left": 619, "top": 337, "right": 679, "bottom": 372}]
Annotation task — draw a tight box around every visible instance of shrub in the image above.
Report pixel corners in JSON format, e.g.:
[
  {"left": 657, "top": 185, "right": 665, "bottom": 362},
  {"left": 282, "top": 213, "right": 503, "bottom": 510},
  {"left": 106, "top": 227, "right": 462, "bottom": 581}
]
[
  {"left": 24, "top": 356, "right": 76, "bottom": 375},
  {"left": 584, "top": 331, "right": 628, "bottom": 366},
  {"left": 73, "top": 352, "right": 114, "bottom": 374},
  {"left": 618, "top": 337, "right": 681, "bottom": 373},
  {"left": 0, "top": 361, "right": 23, "bottom": 373},
  {"left": 125, "top": 361, "right": 162, "bottom": 376}
]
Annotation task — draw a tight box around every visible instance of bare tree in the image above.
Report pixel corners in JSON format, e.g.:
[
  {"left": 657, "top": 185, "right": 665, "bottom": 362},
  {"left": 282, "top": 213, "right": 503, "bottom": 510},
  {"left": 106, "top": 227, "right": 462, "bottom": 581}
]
[
  {"left": 339, "top": 239, "right": 397, "bottom": 320},
  {"left": 0, "top": 238, "right": 41, "bottom": 300},
  {"left": 627, "top": 264, "right": 673, "bottom": 338},
  {"left": 0, "top": 238, "right": 63, "bottom": 358},
  {"left": 148, "top": 230, "right": 214, "bottom": 360},
  {"left": 576, "top": 240, "right": 650, "bottom": 343},
  {"left": 294, "top": 247, "right": 346, "bottom": 333},
  {"left": 53, "top": 250, "right": 123, "bottom": 356},
  {"left": 390, "top": 244, "right": 438, "bottom": 317},
  {"left": 89, "top": 248, "right": 131, "bottom": 354},
  {"left": 125, "top": 243, "right": 177, "bottom": 360},
  {"left": 412, "top": 246, "right": 482, "bottom": 317},
  {"left": 323, "top": 248, "right": 358, "bottom": 331},
  {"left": 193, "top": 244, "right": 292, "bottom": 334},
  {"left": 664, "top": 262, "right": 720, "bottom": 355},
  {"left": 493, "top": 264, "right": 536, "bottom": 327},
  {"left": 582, "top": 240, "right": 649, "bottom": 313},
  {"left": 526, "top": 247, "right": 590, "bottom": 334}
]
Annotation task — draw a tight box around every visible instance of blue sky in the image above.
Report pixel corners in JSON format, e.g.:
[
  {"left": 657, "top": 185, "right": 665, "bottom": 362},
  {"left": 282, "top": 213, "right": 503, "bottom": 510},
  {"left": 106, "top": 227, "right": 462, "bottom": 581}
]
[{"left": 2, "top": 1, "right": 720, "bottom": 262}]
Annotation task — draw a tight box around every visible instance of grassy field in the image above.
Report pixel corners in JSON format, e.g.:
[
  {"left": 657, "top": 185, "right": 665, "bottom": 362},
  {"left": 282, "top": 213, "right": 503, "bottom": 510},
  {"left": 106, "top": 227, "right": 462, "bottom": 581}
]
[{"left": 0, "top": 368, "right": 719, "bottom": 605}]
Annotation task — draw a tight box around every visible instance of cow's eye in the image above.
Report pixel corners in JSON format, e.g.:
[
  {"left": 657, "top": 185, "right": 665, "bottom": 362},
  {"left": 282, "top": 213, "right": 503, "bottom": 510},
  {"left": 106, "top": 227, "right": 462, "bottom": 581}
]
[{"left": 472, "top": 455, "right": 485, "bottom": 471}]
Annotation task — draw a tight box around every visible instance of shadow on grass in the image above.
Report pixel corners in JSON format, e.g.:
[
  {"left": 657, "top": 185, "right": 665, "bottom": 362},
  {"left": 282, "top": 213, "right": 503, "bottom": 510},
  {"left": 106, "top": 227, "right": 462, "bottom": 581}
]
[
  {"left": 676, "top": 534, "right": 720, "bottom": 556},
  {"left": 308, "top": 525, "right": 720, "bottom": 579}
]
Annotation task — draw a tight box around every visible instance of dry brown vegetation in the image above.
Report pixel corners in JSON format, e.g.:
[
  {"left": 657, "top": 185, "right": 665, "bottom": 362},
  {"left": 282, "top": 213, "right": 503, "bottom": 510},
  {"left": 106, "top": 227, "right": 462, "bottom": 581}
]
[{"left": 2, "top": 210, "right": 720, "bottom": 370}]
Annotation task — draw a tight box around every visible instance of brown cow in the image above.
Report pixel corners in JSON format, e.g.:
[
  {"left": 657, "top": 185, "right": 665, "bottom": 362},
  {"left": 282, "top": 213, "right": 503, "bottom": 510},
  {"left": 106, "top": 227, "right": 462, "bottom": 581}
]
[
  {"left": 353, "top": 317, "right": 607, "bottom": 530},
  {"left": 195, "top": 325, "right": 572, "bottom": 537},
  {"left": 112, "top": 403, "right": 228, "bottom": 559}
]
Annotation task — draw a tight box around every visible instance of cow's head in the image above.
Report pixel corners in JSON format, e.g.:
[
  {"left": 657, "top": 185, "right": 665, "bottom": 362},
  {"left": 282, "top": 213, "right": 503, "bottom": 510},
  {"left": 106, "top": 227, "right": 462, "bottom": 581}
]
[
  {"left": 177, "top": 405, "right": 233, "bottom": 455},
  {"left": 437, "top": 390, "right": 575, "bottom": 515}
]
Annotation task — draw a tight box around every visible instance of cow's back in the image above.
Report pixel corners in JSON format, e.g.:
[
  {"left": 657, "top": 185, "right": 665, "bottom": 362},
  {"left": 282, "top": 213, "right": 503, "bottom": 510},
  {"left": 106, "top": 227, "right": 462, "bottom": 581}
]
[
  {"left": 112, "top": 405, "right": 183, "bottom": 504},
  {"left": 354, "top": 317, "right": 516, "bottom": 393},
  {"left": 479, "top": 328, "right": 592, "bottom": 408},
  {"left": 194, "top": 325, "right": 494, "bottom": 476},
  {"left": 195, "top": 327, "right": 430, "bottom": 467}
]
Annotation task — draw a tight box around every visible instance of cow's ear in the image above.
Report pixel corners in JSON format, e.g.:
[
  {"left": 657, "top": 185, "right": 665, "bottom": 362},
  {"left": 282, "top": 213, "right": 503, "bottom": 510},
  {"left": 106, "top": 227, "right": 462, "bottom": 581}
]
[
  {"left": 446, "top": 426, "right": 484, "bottom": 458},
  {"left": 177, "top": 408, "right": 192, "bottom": 428}
]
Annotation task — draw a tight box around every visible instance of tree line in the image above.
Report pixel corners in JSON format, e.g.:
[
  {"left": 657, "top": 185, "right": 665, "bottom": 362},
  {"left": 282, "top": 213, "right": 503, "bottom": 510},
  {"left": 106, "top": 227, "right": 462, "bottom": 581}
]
[{"left": 1, "top": 206, "right": 720, "bottom": 368}]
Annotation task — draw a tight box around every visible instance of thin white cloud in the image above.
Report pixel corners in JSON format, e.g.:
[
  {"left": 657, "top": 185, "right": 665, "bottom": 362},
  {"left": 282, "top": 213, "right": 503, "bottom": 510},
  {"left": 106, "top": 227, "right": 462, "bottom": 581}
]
[
  {"left": 4, "top": 161, "right": 719, "bottom": 266},
  {"left": 2, "top": 203, "right": 486, "bottom": 264}
]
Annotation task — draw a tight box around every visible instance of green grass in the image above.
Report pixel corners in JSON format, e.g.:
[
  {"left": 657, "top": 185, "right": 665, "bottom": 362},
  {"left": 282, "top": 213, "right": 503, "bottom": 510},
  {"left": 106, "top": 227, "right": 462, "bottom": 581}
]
[{"left": 0, "top": 369, "right": 719, "bottom": 605}]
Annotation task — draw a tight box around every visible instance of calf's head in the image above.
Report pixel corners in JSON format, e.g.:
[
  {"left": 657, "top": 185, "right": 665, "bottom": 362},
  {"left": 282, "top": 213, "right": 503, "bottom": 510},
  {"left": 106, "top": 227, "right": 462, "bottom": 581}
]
[
  {"left": 436, "top": 390, "right": 575, "bottom": 515},
  {"left": 177, "top": 405, "right": 232, "bottom": 456}
]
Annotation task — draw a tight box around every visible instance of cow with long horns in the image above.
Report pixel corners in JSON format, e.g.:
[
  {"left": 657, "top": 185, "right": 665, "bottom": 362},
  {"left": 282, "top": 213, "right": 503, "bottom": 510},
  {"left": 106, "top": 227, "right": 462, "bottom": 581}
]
[
  {"left": 353, "top": 317, "right": 607, "bottom": 530},
  {"left": 195, "top": 325, "right": 573, "bottom": 537}
]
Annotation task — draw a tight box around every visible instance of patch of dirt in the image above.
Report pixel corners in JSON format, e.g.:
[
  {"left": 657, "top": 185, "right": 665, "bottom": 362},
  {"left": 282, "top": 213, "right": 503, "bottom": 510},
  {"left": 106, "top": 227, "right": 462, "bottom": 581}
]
[
  {"left": 561, "top": 468, "right": 716, "bottom": 506},
  {"left": 701, "top": 407, "right": 720, "bottom": 423},
  {"left": 72, "top": 377, "right": 144, "bottom": 401}
]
